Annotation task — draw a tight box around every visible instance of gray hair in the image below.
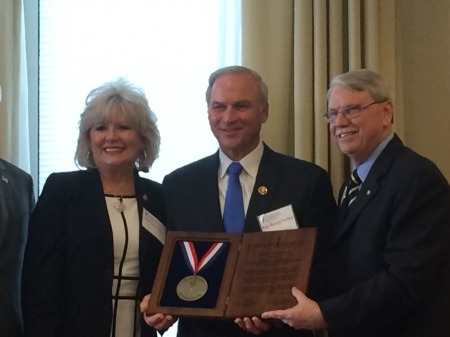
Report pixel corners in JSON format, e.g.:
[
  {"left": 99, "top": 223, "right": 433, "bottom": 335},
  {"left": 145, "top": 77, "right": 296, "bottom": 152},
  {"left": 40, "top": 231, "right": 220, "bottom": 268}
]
[
  {"left": 205, "top": 65, "right": 269, "bottom": 106},
  {"left": 75, "top": 78, "right": 160, "bottom": 173},
  {"left": 327, "top": 69, "right": 392, "bottom": 102}
]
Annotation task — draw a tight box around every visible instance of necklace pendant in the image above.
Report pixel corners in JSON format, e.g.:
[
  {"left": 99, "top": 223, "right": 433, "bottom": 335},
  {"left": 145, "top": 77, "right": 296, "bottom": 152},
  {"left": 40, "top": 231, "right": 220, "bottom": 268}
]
[{"left": 114, "top": 201, "right": 126, "bottom": 213}]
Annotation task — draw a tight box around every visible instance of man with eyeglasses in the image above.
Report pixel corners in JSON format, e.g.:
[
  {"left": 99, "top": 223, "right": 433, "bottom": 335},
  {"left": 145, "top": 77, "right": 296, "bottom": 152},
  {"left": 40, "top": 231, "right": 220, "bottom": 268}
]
[{"left": 262, "top": 69, "right": 450, "bottom": 337}]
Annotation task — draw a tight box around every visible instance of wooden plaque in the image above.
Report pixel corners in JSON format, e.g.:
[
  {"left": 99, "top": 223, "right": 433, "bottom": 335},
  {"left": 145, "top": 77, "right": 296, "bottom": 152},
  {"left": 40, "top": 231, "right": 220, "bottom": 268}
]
[
  {"left": 147, "top": 228, "right": 316, "bottom": 318},
  {"left": 224, "top": 228, "right": 316, "bottom": 317}
]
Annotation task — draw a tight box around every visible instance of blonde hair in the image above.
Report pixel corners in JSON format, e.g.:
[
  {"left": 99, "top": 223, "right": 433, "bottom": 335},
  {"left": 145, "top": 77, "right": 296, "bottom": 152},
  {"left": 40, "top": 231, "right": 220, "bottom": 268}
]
[{"left": 75, "top": 78, "right": 160, "bottom": 172}]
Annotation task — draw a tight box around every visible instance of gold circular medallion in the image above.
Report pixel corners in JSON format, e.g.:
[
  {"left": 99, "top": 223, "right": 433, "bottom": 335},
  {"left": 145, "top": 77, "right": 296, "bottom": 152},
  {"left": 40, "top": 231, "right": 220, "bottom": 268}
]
[
  {"left": 176, "top": 275, "right": 208, "bottom": 301},
  {"left": 258, "top": 186, "right": 268, "bottom": 195}
]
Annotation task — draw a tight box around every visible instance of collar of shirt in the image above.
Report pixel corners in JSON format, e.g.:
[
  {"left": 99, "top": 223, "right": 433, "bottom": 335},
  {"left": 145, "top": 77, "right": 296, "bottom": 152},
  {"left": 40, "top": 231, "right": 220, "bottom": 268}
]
[
  {"left": 354, "top": 132, "right": 394, "bottom": 182},
  {"left": 218, "top": 141, "right": 264, "bottom": 179}
]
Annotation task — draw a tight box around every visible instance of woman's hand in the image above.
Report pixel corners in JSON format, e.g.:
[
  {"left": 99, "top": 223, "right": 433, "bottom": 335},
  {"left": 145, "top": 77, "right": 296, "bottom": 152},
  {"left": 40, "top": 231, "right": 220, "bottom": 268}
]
[
  {"left": 234, "top": 316, "right": 270, "bottom": 335},
  {"left": 140, "top": 294, "right": 177, "bottom": 330}
]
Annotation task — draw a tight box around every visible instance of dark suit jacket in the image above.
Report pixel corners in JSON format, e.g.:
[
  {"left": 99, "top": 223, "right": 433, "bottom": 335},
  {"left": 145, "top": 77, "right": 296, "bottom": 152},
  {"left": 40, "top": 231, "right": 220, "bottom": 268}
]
[
  {"left": 319, "top": 134, "right": 450, "bottom": 337},
  {"left": 162, "top": 144, "right": 336, "bottom": 337},
  {"left": 22, "top": 169, "right": 165, "bottom": 337},
  {"left": 0, "top": 159, "right": 34, "bottom": 337}
]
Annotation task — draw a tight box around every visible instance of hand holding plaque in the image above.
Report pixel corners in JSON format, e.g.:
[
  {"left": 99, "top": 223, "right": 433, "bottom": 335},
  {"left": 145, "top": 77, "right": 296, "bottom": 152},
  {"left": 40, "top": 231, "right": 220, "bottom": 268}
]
[
  {"left": 140, "top": 294, "right": 177, "bottom": 330},
  {"left": 234, "top": 316, "right": 270, "bottom": 334}
]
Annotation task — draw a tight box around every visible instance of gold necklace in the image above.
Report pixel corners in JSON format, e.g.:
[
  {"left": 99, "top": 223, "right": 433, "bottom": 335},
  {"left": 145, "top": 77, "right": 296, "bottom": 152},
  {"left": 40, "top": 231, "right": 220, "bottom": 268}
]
[{"left": 104, "top": 184, "right": 126, "bottom": 213}]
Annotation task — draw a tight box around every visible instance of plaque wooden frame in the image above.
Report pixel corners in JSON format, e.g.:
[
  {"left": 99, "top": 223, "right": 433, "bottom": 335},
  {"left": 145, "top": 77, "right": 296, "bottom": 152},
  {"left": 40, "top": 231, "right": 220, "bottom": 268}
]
[{"left": 147, "top": 228, "right": 316, "bottom": 318}]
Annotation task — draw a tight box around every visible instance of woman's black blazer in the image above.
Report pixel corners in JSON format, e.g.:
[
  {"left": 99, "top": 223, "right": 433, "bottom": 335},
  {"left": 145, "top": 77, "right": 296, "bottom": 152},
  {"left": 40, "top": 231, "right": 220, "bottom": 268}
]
[{"left": 22, "top": 169, "right": 165, "bottom": 337}]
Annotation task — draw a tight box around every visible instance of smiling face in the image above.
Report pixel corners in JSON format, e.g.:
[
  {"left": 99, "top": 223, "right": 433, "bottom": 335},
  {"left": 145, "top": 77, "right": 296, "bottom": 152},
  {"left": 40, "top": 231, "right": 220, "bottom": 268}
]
[
  {"left": 329, "top": 85, "right": 393, "bottom": 166},
  {"left": 208, "top": 73, "right": 268, "bottom": 161},
  {"left": 89, "top": 117, "right": 143, "bottom": 174}
]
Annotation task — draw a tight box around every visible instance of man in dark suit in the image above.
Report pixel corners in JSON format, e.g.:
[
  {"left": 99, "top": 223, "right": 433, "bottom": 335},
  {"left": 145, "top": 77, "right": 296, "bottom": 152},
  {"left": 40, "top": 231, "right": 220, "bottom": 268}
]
[
  {"left": 142, "top": 66, "right": 336, "bottom": 336},
  {"left": 262, "top": 69, "right": 450, "bottom": 337},
  {"left": 0, "top": 158, "right": 34, "bottom": 337}
]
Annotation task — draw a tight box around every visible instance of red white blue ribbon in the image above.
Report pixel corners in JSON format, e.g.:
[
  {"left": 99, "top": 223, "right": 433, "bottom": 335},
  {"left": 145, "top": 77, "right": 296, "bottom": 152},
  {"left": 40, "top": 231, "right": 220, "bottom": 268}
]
[{"left": 180, "top": 241, "right": 225, "bottom": 274}]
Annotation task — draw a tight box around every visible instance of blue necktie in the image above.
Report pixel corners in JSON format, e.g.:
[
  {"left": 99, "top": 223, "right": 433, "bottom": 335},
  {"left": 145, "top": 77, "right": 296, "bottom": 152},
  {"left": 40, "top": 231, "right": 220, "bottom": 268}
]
[{"left": 223, "top": 162, "right": 245, "bottom": 233}]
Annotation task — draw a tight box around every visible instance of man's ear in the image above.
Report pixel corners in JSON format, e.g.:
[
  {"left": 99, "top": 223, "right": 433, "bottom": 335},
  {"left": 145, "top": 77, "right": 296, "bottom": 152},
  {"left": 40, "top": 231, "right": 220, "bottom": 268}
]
[
  {"left": 261, "top": 102, "right": 269, "bottom": 124},
  {"left": 382, "top": 101, "right": 394, "bottom": 126}
]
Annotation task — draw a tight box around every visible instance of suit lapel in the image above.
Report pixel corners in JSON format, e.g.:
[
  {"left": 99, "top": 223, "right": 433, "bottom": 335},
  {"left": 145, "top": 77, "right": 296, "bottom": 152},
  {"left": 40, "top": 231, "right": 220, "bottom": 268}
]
[
  {"left": 334, "top": 179, "right": 380, "bottom": 243},
  {"left": 200, "top": 153, "right": 224, "bottom": 232},
  {"left": 245, "top": 145, "right": 282, "bottom": 232},
  {"left": 135, "top": 171, "right": 153, "bottom": 266},
  {"left": 0, "top": 161, "right": 10, "bottom": 249},
  {"left": 82, "top": 170, "right": 114, "bottom": 257},
  {"left": 134, "top": 171, "right": 145, "bottom": 231},
  {"left": 134, "top": 171, "right": 151, "bottom": 266},
  {"left": 333, "top": 134, "right": 404, "bottom": 244},
  {"left": 336, "top": 183, "right": 348, "bottom": 233}
]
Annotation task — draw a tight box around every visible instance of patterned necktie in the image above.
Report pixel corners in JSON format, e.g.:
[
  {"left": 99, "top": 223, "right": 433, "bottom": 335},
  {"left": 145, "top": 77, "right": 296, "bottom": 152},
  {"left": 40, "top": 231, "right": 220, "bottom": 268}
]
[
  {"left": 340, "top": 169, "right": 362, "bottom": 212},
  {"left": 223, "top": 162, "right": 245, "bottom": 233}
]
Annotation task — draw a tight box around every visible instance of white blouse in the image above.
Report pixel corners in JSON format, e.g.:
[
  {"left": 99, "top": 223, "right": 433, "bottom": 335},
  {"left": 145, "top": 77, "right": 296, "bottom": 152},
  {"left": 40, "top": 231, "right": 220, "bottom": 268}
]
[{"left": 105, "top": 195, "right": 141, "bottom": 337}]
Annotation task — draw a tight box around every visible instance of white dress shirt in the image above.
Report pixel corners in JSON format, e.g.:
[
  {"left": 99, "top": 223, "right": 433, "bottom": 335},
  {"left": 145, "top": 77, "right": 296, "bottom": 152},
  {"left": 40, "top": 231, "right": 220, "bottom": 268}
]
[{"left": 218, "top": 141, "right": 264, "bottom": 216}]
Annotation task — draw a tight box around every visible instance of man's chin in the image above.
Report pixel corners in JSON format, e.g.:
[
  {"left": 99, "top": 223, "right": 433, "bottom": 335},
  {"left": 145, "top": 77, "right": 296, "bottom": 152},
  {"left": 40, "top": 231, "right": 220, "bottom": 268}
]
[
  {"left": 218, "top": 139, "right": 241, "bottom": 150},
  {"left": 339, "top": 145, "right": 358, "bottom": 158}
]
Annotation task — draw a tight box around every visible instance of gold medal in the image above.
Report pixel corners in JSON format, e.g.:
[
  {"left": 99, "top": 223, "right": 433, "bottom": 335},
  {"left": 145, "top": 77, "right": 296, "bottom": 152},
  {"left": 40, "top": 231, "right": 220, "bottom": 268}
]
[
  {"left": 177, "top": 240, "right": 225, "bottom": 302},
  {"left": 176, "top": 275, "right": 208, "bottom": 301}
]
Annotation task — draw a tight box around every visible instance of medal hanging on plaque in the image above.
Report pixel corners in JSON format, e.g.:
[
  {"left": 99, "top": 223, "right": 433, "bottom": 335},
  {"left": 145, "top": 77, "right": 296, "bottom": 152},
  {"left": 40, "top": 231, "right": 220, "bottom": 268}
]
[{"left": 176, "top": 241, "right": 224, "bottom": 301}]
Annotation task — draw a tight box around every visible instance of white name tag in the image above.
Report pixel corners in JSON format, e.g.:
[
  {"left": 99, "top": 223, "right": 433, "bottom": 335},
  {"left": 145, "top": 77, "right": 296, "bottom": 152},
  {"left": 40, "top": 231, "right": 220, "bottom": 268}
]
[
  {"left": 257, "top": 205, "right": 299, "bottom": 232},
  {"left": 142, "top": 208, "right": 166, "bottom": 245}
]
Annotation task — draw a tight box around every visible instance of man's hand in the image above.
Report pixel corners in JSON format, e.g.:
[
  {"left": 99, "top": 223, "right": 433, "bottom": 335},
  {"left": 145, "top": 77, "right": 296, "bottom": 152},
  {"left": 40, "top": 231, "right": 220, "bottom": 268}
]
[
  {"left": 234, "top": 316, "right": 270, "bottom": 335},
  {"left": 140, "top": 294, "right": 177, "bottom": 330},
  {"left": 261, "top": 287, "right": 327, "bottom": 330}
]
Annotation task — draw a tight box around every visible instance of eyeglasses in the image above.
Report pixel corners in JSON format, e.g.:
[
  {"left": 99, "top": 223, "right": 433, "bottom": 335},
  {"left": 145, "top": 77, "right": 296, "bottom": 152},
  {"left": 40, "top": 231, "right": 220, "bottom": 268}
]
[{"left": 324, "top": 100, "right": 387, "bottom": 123}]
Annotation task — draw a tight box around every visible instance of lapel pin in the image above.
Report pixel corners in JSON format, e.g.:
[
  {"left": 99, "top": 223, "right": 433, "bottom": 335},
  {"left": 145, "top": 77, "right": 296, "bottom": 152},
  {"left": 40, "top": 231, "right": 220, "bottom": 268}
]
[
  {"left": 367, "top": 190, "right": 371, "bottom": 195},
  {"left": 143, "top": 194, "right": 148, "bottom": 201},
  {"left": 258, "top": 186, "right": 268, "bottom": 195},
  {"left": 2, "top": 175, "right": 8, "bottom": 184}
]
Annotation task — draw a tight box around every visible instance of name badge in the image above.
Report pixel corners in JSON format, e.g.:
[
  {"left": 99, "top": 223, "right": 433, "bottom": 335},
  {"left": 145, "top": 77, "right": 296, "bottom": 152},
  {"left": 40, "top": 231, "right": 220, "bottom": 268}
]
[
  {"left": 142, "top": 208, "right": 166, "bottom": 245},
  {"left": 257, "top": 205, "right": 298, "bottom": 232}
]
